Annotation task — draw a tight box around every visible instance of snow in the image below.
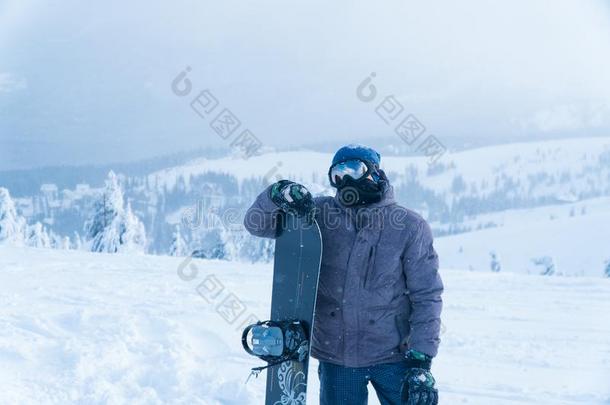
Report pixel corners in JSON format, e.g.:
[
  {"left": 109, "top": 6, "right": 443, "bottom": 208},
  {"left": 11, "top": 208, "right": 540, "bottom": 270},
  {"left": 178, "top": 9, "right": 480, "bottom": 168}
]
[
  {"left": 0, "top": 187, "right": 26, "bottom": 245},
  {"left": 0, "top": 246, "right": 608, "bottom": 404},
  {"left": 12, "top": 136, "right": 610, "bottom": 261},
  {"left": 147, "top": 137, "right": 610, "bottom": 198},
  {"left": 434, "top": 196, "right": 610, "bottom": 277},
  {"left": 169, "top": 225, "right": 187, "bottom": 257},
  {"left": 86, "top": 172, "right": 147, "bottom": 254},
  {"left": 25, "top": 222, "right": 51, "bottom": 248}
]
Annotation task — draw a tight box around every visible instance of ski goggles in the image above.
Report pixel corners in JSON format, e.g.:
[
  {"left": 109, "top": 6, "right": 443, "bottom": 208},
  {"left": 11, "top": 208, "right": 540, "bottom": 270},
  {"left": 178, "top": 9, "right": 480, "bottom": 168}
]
[{"left": 328, "top": 159, "right": 374, "bottom": 187}]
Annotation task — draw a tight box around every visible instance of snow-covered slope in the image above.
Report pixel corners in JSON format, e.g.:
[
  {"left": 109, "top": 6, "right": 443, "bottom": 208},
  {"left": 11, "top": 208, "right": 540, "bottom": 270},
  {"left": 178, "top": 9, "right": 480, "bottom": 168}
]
[
  {"left": 435, "top": 196, "right": 610, "bottom": 277},
  {"left": 13, "top": 137, "right": 609, "bottom": 259},
  {"left": 0, "top": 247, "right": 608, "bottom": 404},
  {"left": 148, "top": 137, "right": 610, "bottom": 199}
]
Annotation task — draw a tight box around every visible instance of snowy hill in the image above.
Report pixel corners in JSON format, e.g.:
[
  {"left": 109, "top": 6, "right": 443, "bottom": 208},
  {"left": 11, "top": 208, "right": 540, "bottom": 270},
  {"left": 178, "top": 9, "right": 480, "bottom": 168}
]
[
  {"left": 435, "top": 196, "right": 610, "bottom": 277},
  {"left": 148, "top": 137, "right": 610, "bottom": 200},
  {"left": 5, "top": 136, "right": 610, "bottom": 265},
  {"left": 0, "top": 246, "right": 608, "bottom": 404}
]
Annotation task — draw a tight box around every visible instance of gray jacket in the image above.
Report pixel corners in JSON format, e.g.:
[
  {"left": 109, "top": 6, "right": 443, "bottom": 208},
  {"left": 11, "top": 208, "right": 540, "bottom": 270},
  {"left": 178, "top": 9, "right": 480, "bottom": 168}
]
[{"left": 243, "top": 184, "right": 443, "bottom": 367}]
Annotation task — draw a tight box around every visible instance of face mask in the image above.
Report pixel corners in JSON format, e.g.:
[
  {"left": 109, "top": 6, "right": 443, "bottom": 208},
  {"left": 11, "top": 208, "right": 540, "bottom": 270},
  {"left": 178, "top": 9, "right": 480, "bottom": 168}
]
[{"left": 336, "top": 175, "right": 384, "bottom": 206}]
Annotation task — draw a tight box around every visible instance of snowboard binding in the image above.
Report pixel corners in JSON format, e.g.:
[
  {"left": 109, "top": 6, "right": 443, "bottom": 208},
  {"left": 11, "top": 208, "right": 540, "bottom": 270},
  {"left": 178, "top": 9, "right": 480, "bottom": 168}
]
[{"left": 242, "top": 319, "right": 309, "bottom": 379}]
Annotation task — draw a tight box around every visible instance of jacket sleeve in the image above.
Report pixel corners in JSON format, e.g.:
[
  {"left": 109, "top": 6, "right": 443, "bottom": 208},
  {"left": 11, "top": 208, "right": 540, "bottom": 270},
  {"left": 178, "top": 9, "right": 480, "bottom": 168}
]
[
  {"left": 243, "top": 185, "right": 282, "bottom": 238},
  {"left": 403, "top": 218, "right": 443, "bottom": 358}
]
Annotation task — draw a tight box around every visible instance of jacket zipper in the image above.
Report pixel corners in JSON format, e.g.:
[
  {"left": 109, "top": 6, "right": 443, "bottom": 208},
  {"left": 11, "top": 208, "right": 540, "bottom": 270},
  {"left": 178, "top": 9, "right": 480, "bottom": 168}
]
[{"left": 363, "top": 245, "right": 376, "bottom": 289}]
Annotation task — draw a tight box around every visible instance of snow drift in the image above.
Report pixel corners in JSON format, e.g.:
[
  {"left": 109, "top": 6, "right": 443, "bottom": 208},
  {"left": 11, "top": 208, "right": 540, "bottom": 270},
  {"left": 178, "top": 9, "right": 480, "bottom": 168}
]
[{"left": 0, "top": 246, "right": 608, "bottom": 404}]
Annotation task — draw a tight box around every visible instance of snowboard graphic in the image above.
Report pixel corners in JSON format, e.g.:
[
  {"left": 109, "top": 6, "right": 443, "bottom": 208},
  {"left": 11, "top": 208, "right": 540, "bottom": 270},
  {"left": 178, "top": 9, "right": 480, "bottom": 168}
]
[{"left": 242, "top": 213, "right": 323, "bottom": 405}]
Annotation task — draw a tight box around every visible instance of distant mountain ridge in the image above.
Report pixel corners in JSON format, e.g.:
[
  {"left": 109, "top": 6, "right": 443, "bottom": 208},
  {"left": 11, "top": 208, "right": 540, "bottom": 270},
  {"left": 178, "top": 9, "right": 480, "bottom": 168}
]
[{"left": 3, "top": 136, "right": 610, "bottom": 264}]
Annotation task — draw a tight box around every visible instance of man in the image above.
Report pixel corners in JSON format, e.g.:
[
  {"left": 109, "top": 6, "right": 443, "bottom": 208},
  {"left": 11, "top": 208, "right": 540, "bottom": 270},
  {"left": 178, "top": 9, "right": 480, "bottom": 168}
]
[{"left": 244, "top": 145, "right": 443, "bottom": 405}]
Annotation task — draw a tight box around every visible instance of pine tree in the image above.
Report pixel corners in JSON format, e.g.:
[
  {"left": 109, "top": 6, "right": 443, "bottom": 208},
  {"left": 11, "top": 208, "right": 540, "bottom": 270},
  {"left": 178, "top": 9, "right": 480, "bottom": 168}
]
[
  {"left": 0, "top": 187, "right": 26, "bottom": 245},
  {"left": 190, "top": 211, "right": 230, "bottom": 259},
  {"left": 532, "top": 256, "right": 555, "bottom": 276},
  {"left": 25, "top": 222, "right": 51, "bottom": 248},
  {"left": 239, "top": 232, "right": 274, "bottom": 262},
  {"left": 73, "top": 232, "right": 83, "bottom": 250},
  {"left": 119, "top": 203, "right": 147, "bottom": 253},
  {"left": 220, "top": 224, "right": 238, "bottom": 260},
  {"left": 86, "top": 171, "right": 124, "bottom": 251},
  {"left": 490, "top": 251, "right": 501, "bottom": 272},
  {"left": 169, "top": 225, "right": 187, "bottom": 257},
  {"left": 49, "top": 230, "right": 63, "bottom": 249},
  {"left": 60, "top": 236, "right": 71, "bottom": 250},
  {"left": 85, "top": 171, "right": 147, "bottom": 253}
]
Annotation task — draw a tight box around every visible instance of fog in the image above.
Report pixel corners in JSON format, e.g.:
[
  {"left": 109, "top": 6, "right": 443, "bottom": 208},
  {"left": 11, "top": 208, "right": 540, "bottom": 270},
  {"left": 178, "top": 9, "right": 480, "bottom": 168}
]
[{"left": 1, "top": 0, "right": 610, "bottom": 169}]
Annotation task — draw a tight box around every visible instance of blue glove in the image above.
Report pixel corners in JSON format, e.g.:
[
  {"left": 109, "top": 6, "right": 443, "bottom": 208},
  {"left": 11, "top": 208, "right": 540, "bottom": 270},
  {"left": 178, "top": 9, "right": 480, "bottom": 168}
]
[{"left": 401, "top": 350, "right": 438, "bottom": 405}]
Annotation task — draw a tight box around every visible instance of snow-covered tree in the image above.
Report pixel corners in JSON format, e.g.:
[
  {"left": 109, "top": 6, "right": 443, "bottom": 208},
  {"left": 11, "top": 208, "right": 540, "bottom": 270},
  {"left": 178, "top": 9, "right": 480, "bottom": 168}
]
[
  {"left": 85, "top": 171, "right": 147, "bottom": 254},
  {"left": 532, "top": 256, "right": 555, "bottom": 276},
  {"left": 119, "top": 203, "right": 147, "bottom": 253},
  {"left": 190, "top": 211, "right": 232, "bottom": 259},
  {"left": 86, "top": 171, "right": 124, "bottom": 249},
  {"left": 490, "top": 251, "right": 501, "bottom": 273},
  {"left": 604, "top": 260, "right": 610, "bottom": 278},
  {"left": 222, "top": 228, "right": 239, "bottom": 261},
  {"left": 0, "top": 187, "right": 26, "bottom": 245},
  {"left": 451, "top": 175, "right": 467, "bottom": 193},
  {"left": 73, "top": 232, "right": 83, "bottom": 250},
  {"left": 60, "top": 236, "right": 71, "bottom": 250},
  {"left": 169, "top": 225, "right": 187, "bottom": 257},
  {"left": 26, "top": 222, "right": 51, "bottom": 248},
  {"left": 239, "top": 234, "right": 274, "bottom": 262},
  {"left": 49, "top": 230, "right": 63, "bottom": 249}
]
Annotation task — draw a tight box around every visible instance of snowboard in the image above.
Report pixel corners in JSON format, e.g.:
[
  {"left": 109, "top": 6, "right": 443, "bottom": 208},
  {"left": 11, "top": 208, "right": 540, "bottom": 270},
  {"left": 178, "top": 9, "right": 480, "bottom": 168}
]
[{"left": 243, "top": 212, "right": 323, "bottom": 405}]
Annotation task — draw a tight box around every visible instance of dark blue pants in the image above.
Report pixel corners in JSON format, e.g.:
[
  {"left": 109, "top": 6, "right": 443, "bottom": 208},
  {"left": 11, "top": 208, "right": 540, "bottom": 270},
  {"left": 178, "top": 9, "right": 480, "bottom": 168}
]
[{"left": 318, "top": 360, "right": 408, "bottom": 405}]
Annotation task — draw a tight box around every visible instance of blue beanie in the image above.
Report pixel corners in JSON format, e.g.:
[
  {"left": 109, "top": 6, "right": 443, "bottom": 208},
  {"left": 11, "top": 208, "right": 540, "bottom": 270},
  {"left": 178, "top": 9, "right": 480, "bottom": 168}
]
[{"left": 332, "top": 144, "right": 381, "bottom": 167}]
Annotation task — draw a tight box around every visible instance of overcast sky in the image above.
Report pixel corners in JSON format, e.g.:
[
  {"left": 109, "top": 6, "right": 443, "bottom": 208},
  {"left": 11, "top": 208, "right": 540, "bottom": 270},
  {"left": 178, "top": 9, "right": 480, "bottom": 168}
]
[{"left": 1, "top": 0, "right": 610, "bottom": 170}]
